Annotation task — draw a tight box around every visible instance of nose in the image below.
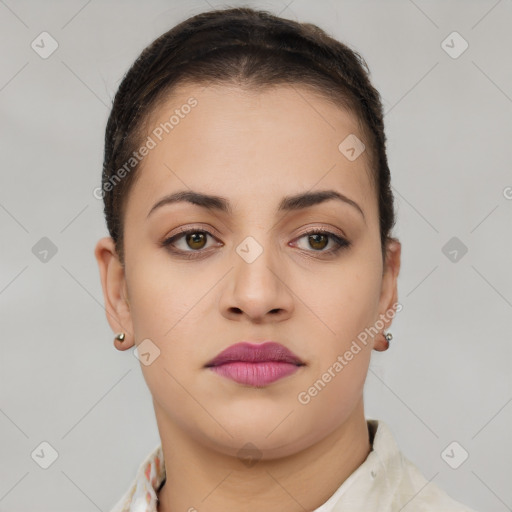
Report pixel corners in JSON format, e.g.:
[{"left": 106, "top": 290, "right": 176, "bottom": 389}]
[{"left": 218, "top": 237, "right": 295, "bottom": 323}]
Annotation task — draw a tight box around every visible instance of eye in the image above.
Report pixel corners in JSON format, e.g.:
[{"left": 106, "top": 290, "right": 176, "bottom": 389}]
[
  {"left": 161, "top": 228, "right": 221, "bottom": 256},
  {"left": 292, "top": 228, "right": 350, "bottom": 255},
  {"left": 161, "top": 226, "right": 351, "bottom": 259}
]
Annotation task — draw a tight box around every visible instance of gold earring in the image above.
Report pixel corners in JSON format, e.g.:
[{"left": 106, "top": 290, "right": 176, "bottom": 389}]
[{"left": 114, "top": 332, "right": 126, "bottom": 342}]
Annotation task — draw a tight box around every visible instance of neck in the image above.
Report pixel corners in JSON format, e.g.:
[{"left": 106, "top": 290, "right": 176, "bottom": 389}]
[{"left": 156, "top": 399, "right": 371, "bottom": 512}]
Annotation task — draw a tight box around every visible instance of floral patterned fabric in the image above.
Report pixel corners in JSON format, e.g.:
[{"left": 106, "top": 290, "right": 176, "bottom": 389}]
[{"left": 109, "top": 443, "right": 165, "bottom": 512}]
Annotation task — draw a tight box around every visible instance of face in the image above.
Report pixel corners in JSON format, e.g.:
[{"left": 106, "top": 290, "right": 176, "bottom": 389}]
[{"left": 95, "top": 83, "right": 400, "bottom": 459}]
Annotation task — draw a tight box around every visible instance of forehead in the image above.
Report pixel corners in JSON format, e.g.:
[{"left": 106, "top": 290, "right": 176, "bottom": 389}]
[{"left": 130, "top": 83, "right": 375, "bottom": 219}]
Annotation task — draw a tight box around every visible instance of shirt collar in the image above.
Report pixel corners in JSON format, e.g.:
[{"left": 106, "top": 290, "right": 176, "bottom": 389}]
[
  {"left": 110, "top": 442, "right": 165, "bottom": 512},
  {"left": 110, "top": 419, "right": 401, "bottom": 512}
]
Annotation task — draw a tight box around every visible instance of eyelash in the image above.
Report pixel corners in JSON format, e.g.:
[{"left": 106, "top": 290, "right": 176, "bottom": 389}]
[{"left": 161, "top": 226, "right": 351, "bottom": 259}]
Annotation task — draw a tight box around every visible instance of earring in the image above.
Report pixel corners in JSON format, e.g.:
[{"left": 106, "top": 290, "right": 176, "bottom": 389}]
[
  {"left": 114, "top": 332, "right": 126, "bottom": 342},
  {"left": 383, "top": 331, "right": 392, "bottom": 350}
]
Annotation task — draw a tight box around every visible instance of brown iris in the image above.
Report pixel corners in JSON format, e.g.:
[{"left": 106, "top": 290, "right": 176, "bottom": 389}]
[
  {"left": 186, "top": 232, "right": 208, "bottom": 250},
  {"left": 308, "top": 233, "right": 328, "bottom": 251}
]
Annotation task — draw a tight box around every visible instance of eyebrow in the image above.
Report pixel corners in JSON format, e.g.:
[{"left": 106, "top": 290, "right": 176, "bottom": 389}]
[{"left": 146, "top": 189, "right": 365, "bottom": 221}]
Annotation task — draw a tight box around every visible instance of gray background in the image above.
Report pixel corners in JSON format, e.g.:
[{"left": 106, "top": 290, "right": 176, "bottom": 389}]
[{"left": 1, "top": 0, "right": 511, "bottom": 510}]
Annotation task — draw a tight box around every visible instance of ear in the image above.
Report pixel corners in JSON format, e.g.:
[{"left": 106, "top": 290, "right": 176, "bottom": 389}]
[
  {"left": 94, "top": 237, "right": 134, "bottom": 350},
  {"left": 373, "top": 239, "right": 401, "bottom": 351}
]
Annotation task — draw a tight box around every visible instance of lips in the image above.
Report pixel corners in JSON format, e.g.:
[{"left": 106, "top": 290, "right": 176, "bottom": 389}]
[
  {"left": 205, "top": 341, "right": 305, "bottom": 387},
  {"left": 205, "top": 341, "right": 304, "bottom": 367}
]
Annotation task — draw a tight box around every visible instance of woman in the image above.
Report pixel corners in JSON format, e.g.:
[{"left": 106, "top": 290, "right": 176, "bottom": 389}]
[{"left": 95, "top": 7, "right": 477, "bottom": 512}]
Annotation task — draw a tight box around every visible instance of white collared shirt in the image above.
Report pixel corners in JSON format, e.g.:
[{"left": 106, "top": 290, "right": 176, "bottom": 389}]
[{"left": 109, "top": 419, "right": 477, "bottom": 512}]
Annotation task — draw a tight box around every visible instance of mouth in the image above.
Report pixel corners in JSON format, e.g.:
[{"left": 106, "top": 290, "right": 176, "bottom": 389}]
[{"left": 205, "top": 341, "right": 305, "bottom": 387}]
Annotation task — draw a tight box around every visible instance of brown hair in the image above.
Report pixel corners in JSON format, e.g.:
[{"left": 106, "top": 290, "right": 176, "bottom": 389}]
[{"left": 101, "top": 7, "right": 397, "bottom": 265}]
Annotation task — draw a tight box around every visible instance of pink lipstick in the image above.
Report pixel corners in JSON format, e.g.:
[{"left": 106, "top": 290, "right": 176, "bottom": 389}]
[{"left": 205, "top": 341, "right": 304, "bottom": 387}]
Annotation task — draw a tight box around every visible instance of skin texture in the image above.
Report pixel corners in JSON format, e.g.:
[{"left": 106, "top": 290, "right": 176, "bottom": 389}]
[{"left": 95, "top": 83, "right": 401, "bottom": 512}]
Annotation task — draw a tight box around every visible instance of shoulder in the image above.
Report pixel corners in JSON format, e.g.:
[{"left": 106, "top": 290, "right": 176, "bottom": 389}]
[
  {"left": 392, "top": 454, "right": 478, "bottom": 511},
  {"left": 371, "top": 420, "right": 477, "bottom": 512}
]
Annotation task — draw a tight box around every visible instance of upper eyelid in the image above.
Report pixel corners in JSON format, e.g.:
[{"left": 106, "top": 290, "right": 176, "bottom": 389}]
[
  {"left": 165, "top": 224, "right": 345, "bottom": 238},
  {"left": 165, "top": 225, "right": 220, "bottom": 241}
]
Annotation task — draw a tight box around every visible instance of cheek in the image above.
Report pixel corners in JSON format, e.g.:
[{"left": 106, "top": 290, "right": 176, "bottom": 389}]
[
  {"left": 299, "top": 257, "right": 383, "bottom": 351},
  {"left": 126, "top": 254, "right": 219, "bottom": 381},
  {"left": 296, "top": 254, "right": 381, "bottom": 399},
  {"left": 126, "top": 250, "right": 205, "bottom": 338},
  {"left": 302, "top": 348, "right": 371, "bottom": 406}
]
